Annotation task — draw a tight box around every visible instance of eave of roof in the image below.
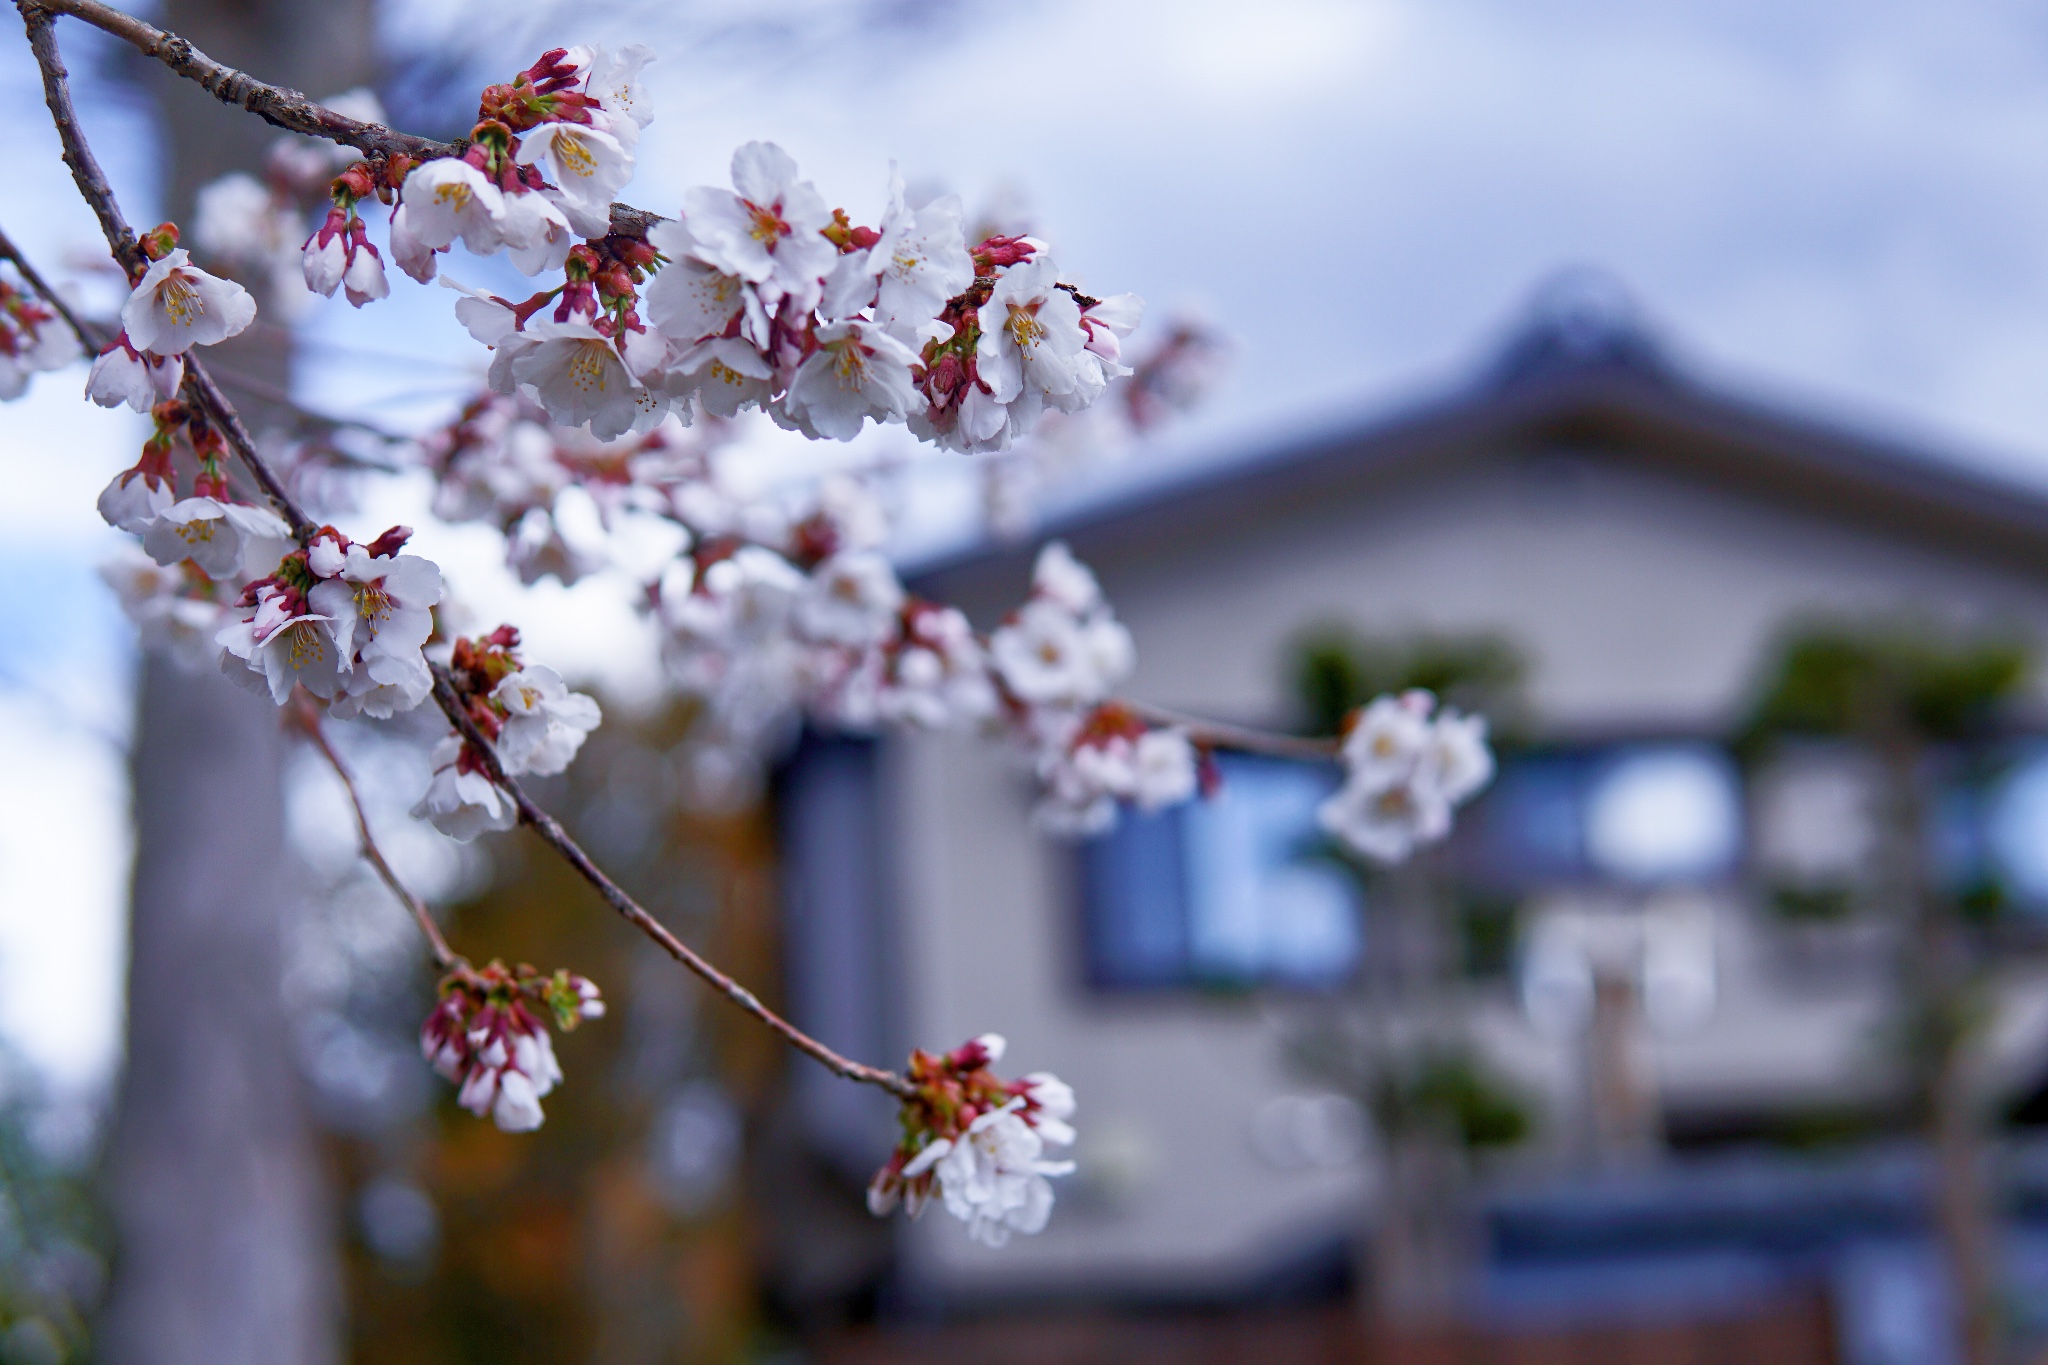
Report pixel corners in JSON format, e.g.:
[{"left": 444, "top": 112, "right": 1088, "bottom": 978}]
[{"left": 907, "top": 293, "right": 2048, "bottom": 590}]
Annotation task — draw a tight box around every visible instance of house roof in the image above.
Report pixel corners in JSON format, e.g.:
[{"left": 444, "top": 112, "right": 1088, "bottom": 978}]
[{"left": 910, "top": 276, "right": 2048, "bottom": 588}]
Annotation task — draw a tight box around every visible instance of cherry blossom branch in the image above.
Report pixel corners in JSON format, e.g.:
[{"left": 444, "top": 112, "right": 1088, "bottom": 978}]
[
  {"left": 426, "top": 664, "right": 914, "bottom": 1098},
  {"left": 21, "top": 0, "right": 322, "bottom": 540},
  {"left": 29, "top": 0, "right": 442, "bottom": 162},
  {"left": 1122, "top": 700, "right": 1339, "bottom": 763},
  {"left": 0, "top": 216, "right": 411, "bottom": 453},
  {"left": 290, "top": 696, "right": 459, "bottom": 970},
  {"left": 23, "top": 0, "right": 663, "bottom": 237},
  {"left": 0, "top": 222, "right": 101, "bottom": 346},
  {"left": 20, "top": 0, "right": 905, "bottom": 1099}
]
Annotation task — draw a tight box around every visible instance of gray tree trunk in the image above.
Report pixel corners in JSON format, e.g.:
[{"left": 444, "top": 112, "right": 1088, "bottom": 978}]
[
  {"left": 97, "top": 0, "right": 373, "bottom": 1358},
  {"left": 98, "top": 658, "right": 337, "bottom": 1365}
]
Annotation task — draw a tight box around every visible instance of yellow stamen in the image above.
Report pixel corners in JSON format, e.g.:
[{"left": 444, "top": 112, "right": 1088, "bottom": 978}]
[
  {"left": 1006, "top": 303, "right": 1044, "bottom": 351},
  {"left": 747, "top": 203, "right": 785, "bottom": 245},
  {"left": 159, "top": 274, "right": 205, "bottom": 327},
  {"left": 567, "top": 342, "right": 610, "bottom": 393},
  {"left": 554, "top": 131, "right": 598, "bottom": 181}
]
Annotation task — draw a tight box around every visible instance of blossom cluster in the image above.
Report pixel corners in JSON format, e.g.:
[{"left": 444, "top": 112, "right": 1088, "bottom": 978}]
[
  {"left": 414, "top": 626, "right": 601, "bottom": 840},
  {"left": 0, "top": 270, "right": 79, "bottom": 399},
  {"left": 1318, "top": 690, "right": 1496, "bottom": 862},
  {"left": 419, "top": 960, "right": 604, "bottom": 1132},
  {"left": 245, "top": 40, "right": 1139, "bottom": 452},
  {"left": 867, "top": 1034, "right": 1076, "bottom": 1247},
  {"left": 217, "top": 524, "right": 442, "bottom": 712},
  {"left": 194, "top": 87, "right": 389, "bottom": 310}
]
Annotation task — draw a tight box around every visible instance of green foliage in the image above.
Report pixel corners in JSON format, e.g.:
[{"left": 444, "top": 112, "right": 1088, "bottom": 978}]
[
  {"left": 1457, "top": 894, "right": 1520, "bottom": 980},
  {"left": 1767, "top": 883, "right": 1859, "bottom": 923},
  {"left": 1741, "top": 621, "right": 2031, "bottom": 751},
  {"left": 1290, "top": 626, "right": 1527, "bottom": 740},
  {"left": 1396, "top": 1050, "right": 1531, "bottom": 1151},
  {"left": 0, "top": 1062, "right": 102, "bottom": 1365}
]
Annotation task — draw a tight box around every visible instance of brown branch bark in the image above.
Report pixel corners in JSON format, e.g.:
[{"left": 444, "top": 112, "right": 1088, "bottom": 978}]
[
  {"left": 427, "top": 665, "right": 913, "bottom": 1098},
  {"left": 1124, "top": 699, "right": 1341, "bottom": 763},
  {"left": 0, "top": 221, "right": 104, "bottom": 345},
  {"left": 290, "top": 698, "right": 459, "bottom": 970}
]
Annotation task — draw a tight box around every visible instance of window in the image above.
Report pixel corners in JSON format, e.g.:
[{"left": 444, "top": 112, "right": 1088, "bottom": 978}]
[
  {"left": 1080, "top": 754, "right": 1361, "bottom": 989},
  {"left": 1464, "top": 743, "right": 1743, "bottom": 891},
  {"left": 1077, "top": 740, "right": 1747, "bottom": 993}
]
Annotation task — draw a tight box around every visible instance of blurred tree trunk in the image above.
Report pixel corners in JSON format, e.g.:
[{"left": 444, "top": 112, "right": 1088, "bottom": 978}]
[
  {"left": 1876, "top": 727, "right": 2002, "bottom": 1365},
  {"left": 1359, "top": 858, "right": 1473, "bottom": 1327},
  {"left": 97, "top": 0, "right": 373, "bottom": 1359}
]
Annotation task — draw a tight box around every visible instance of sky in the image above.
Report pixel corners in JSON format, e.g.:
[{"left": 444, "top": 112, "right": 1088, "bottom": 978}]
[{"left": 7, "top": 0, "right": 2048, "bottom": 1100}]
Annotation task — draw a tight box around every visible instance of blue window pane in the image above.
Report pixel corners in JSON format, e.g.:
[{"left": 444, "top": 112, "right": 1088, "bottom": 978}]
[
  {"left": 1584, "top": 746, "right": 1742, "bottom": 884},
  {"left": 1183, "top": 756, "right": 1360, "bottom": 987},
  {"left": 1078, "top": 755, "right": 1360, "bottom": 990},
  {"left": 1989, "top": 747, "right": 2048, "bottom": 908},
  {"left": 1466, "top": 756, "right": 1586, "bottom": 885},
  {"left": 1079, "top": 802, "right": 1188, "bottom": 988}
]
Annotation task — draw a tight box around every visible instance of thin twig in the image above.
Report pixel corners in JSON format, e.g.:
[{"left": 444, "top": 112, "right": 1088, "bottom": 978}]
[
  {"left": 26, "top": 0, "right": 664, "bottom": 238},
  {"left": 19, "top": 0, "right": 906, "bottom": 1100},
  {"left": 1123, "top": 700, "right": 1341, "bottom": 763},
  {"left": 292, "top": 697, "right": 459, "bottom": 970},
  {"left": 0, "top": 216, "right": 414, "bottom": 451},
  {"left": 428, "top": 664, "right": 913, "bottom": 1098},
  {"left": 0, "top": 222, "right": 103, "bottom": 347}
]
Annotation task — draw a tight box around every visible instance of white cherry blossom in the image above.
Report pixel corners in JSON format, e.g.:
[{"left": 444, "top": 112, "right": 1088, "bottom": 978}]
[
  {"left": 121, "top": 249, "right": 257, "bottom": 356},
  {"left": 301, "top": 231, "right": 346, "bottom": 296},
  {"left": 399, "top": 159, "right": 507, "bottom": 256},
  {"left": 1079, "top": 293, "right": 1143, "bottom": 370},
  {"left": 141, "top": 497, "right": 291, "bottom": 578},
  {"left": 100, "top": 548, "right": 227, "bottom": 669},
  {"left": 517, "top": 124, "right": 633, "bottom": 238},
  {"left": 1426, "top": 708, "right": 1495, "bottom": 805},
  {"left": 913, "top": 1101, "right": 1074, "bottom": 1248},
  {"left": 975, "top": 258, "right": 1087, "bottom": 419},
  {"left": 869, "top": 173, "right": 974, "bottom": 340},
  {"left": 217, "top": 588, "right": 348, "bottom": 704},
  {"left": 681, "top": 142, "right": 834, "bottom": 307},
  {"left": 387, "top": 204, "right": 439, "bottom": 283},
  {"left": 578, "top": 43, "right": 655, "bottom": 143},
  {"left": 990, "top": 597, "right": 1133, "bottom": 708},
  {"left": 86, "top": 339, "right": 183, "bottom": 412},
  {"left": 342, "top": 241, "right": 388, "bottom": 307},
  {"left": 309, "top": 543, "right": 443, "bottom": 718},
  {"left": 874, "top": 607, "right": 997, "bottom": 729},
  {"left": 193, "top": 172, "right": 282, "bottom": 265},
  {"left": 506, "top": 319, "right": 665, "bottom": 439},
  {"left": 780, "top": 320, "right": 920, "bottom": 440},
  {"left": 491, "top": 666, "right": 602, "bottom": 776},
  {"left": 1022, "top": 1072, "right": 1077, "bottom": 1147},
  {"left": 667, "top": 337, "right": 772, "bottom": 418},
  {"left": 1339, "top": 691, "right": 1435, "bottom": 789},
  {"left": 0, "top": 309, "right": 78, "bottom": 400},
  {"left": 796, "top": 551, "right": 903, "bottom": 647},
  {"left": 96, "top": 467, "right": 174, "bottom": 534},
  {"left": 1031, "top": 540, "right": 1104, "bottom": 614},
  {"left": 1318, "top": 691, "right": 1496, "bottom": 864},
  {"left": 1318, "top": 772, "right": 1452, "bottom": 864},
  {"left": 499, "top": 190, "right": 576, "bottom": 276},
  {"left": 413, "top": 735, "right": 519, "bottom": 841},
  {"left": 643, "top": 223, "right": 766, "bottom": 345}
]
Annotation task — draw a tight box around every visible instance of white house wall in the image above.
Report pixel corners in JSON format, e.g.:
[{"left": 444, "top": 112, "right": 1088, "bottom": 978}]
[{"left": 888, "top": 442, "right": 2048, "bottom": 1299}]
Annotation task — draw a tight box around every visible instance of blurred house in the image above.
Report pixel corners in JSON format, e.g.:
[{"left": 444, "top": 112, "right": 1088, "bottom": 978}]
[{"left": 776, "top": 279, "right": 2048, "bottom": 1357}]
